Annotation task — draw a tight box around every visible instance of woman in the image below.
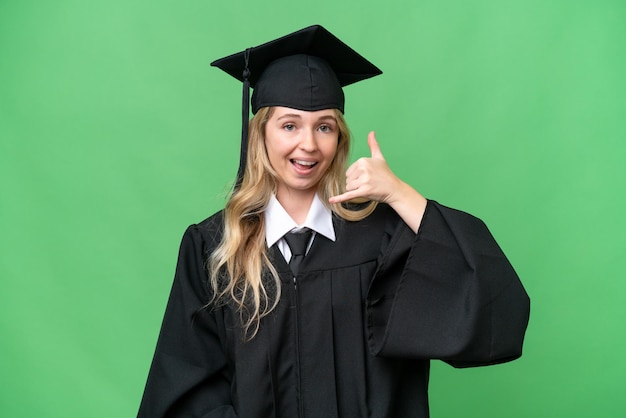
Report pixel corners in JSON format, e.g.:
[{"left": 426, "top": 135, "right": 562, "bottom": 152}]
[{"left": 138, "top": 25, "right": 530, "bottom": 417}]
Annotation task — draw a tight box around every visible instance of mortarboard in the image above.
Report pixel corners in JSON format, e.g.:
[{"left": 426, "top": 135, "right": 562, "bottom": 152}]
[{"left": 210, "top": 25, "right": 382, "bottom": 187}]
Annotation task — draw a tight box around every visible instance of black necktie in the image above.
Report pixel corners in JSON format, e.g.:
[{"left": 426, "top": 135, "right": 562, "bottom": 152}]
[{"left": 284, "top": 229, "right": 312, "bottom": 276}]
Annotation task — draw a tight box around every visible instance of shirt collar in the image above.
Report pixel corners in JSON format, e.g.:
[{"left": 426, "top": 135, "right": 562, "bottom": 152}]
[{"left": 265, "top": 193, "right": 336, "bottom": 248}]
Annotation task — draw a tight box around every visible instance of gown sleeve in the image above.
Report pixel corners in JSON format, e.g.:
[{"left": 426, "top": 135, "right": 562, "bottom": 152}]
[
  {"left": 366, "top": 200, "right": 530, "bottom": 368},
  {"left": 138, "top": 223, "right": 237, "bottom": 417}
]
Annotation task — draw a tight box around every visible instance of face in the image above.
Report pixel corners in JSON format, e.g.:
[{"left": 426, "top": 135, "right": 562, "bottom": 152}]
[{"left": 264, "top": 106, "right": 339, "bottom": 202}]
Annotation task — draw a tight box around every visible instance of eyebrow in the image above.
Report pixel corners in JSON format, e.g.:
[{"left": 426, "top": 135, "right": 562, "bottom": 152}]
[
  {"left": 276, "top": 113, "right": 337, "bottom": 122},
  {"left": 276, "top": 113, "right": 302, "bottom": 120}
]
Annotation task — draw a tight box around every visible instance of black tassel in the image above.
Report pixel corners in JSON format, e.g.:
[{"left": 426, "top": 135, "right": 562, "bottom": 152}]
[{"left": 236, "top": 48, "right": 252, "bottom": 190}]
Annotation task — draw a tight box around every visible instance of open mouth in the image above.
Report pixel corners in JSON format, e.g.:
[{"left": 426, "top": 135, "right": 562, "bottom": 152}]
[{"left": 291, "top": 159, "right": 318, "bottom": 170}]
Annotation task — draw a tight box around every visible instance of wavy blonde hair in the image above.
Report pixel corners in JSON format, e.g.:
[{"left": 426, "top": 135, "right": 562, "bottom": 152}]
[{"left": 209, "top": 106, "right": 376, "bottom": 338}]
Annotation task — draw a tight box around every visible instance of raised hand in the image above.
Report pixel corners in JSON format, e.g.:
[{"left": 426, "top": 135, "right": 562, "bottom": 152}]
[
  {"left": 329, "top": 132, "right": 427, "bottom": 233},
  {"left": 329, "top": 132, "right": 401, "bottom": 205}
]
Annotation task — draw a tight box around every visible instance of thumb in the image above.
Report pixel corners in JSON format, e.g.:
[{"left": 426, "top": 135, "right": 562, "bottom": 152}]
[{"left": 368, "top": 131, "right": 384, "bottom": 160}]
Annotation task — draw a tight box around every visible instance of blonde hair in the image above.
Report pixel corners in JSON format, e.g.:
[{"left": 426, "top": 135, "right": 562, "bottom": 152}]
[{"left": 209, "top": 107, "right": 376, "bottom": 338}]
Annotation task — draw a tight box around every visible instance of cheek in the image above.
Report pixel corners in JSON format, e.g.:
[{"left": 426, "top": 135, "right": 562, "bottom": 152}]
[
  {"left": 323, "top": 138, "right": 339, "bottom": 160},
  {"left": 264, "top": 137, "right": 280, "bottom": 162},
  {"left": 265, "top": 132, "right": 292, "bottom": 156}
]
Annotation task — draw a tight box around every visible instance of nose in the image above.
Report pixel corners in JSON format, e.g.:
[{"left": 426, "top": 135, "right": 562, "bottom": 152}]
[{"left": 299, "top": 128, "right": 318, "bottom": 152}]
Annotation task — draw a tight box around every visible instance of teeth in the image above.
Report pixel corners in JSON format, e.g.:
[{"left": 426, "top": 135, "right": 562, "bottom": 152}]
[{"left": 293, "top": 160, "right": 316, "bottom": 166}]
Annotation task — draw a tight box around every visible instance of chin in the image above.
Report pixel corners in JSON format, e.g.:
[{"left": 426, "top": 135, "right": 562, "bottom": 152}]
[{"left": 283, "top": 181, "right": 318, "bottom": 194}]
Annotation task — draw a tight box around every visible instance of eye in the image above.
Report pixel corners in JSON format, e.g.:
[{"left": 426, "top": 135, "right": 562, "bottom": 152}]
[
  {"left": 318, "top": 124, "right": 334, "bottom": 133},
  {"left": 283, "top": 123, "right": 296, "bottom": 132}
]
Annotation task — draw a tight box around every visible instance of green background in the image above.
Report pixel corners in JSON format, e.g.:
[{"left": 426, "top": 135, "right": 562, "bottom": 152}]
[{"left": 1, "top": 0, "right": 624, "bottom": 416}]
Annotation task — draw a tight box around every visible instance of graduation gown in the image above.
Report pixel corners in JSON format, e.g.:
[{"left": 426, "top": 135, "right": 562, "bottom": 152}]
[{"left": 138, "top": 200, "right": 530, "bottom": 417}]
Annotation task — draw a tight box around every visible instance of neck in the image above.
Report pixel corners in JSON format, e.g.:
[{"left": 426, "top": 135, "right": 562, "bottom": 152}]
[{"left": 276, "top": 189, "right": 315, "bottom": 224}]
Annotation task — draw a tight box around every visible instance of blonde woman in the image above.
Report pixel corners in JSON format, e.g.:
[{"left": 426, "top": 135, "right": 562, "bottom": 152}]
[{"left": 139, "top": 25, "right": 530, "bottom": 418}]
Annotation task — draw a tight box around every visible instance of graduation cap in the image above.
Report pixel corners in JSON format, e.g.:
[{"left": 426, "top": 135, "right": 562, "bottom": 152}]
[{"left": 211, "top": 24, "right": 382, "bottom": 187}]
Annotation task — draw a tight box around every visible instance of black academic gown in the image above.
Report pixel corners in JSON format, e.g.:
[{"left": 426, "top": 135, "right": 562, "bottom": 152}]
[{"left": 138, "top": 200, "right": 530, "bottom": 418}]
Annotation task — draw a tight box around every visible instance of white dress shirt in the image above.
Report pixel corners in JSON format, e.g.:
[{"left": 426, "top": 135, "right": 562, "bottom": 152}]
[{"left": 265, "top": 194, "right": 336, "bottom": 262}]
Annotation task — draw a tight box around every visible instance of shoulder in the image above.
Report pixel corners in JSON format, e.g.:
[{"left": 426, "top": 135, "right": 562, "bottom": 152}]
[
  {"left": 425, "top": 200, "right": 489, "bottom": 232},
  {"left": 333, "top": 203, "right": 402, "bottom": 244},
  {"left": 180, "top": 210, "right": 226, "bottom": 256},
  {"left": 196, "top": 210, "right": 225, "bottom": 236}
]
